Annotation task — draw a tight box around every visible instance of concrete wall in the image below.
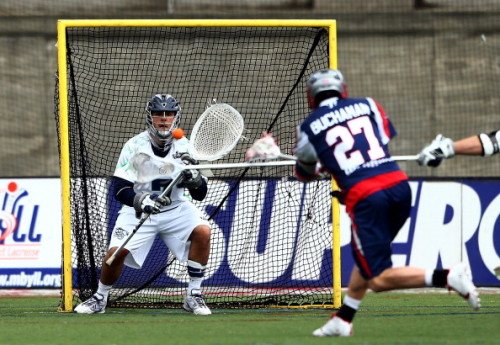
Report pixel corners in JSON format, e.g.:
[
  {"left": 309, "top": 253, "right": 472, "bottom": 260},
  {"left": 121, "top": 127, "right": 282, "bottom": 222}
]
[{"left": 0, "top": 2, "right": 499, "bottom": 177}]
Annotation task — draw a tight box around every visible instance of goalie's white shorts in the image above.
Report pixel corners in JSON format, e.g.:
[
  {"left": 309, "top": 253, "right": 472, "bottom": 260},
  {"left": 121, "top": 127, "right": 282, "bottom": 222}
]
[{"left": 109, "top": 201, "right": 210, "bottom": 269}]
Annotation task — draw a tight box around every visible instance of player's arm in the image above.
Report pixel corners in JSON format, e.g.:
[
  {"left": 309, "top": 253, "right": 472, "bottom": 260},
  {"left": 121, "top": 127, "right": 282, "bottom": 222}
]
[
  {"left": 113, "top": 176, "right": 135, "bottom": 207},
  {"left": 113, "top": 176, "right": 171, "bottom": 217},
  {"left": 418, "top": 130, "right": 500, "bottom": 166},
  {"left": 175, "top": 152, "right": 208, "bottom": 201},
  {"left": 179, "top": 171, "right": 208, "bottom": 201},
  {"left": 459, "top": 130, "right": 499, "bottom": 156},
  {"left": 293, "top": 126, "right": 321, "bottom": 181}
]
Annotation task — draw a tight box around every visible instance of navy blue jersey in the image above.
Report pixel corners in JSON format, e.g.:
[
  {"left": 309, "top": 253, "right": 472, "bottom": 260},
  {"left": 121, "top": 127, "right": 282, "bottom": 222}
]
[{"left": 294, "top": 97, "right": 408, "bottom": 211}]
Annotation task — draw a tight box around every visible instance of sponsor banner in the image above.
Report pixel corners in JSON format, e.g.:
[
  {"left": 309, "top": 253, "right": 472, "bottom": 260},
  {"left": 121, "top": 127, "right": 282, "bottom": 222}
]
[
  {"left": 0, "top": 179, "right": 62, "bottom": 288},
  {"left": 0, "top": 268, "right": 61, "bottom": 288},
  {"left": 1, "top": 178, "right": 497, "bottom": 288},
  {"left": 340, "top": 180, "right": 500, "bottom": 286},
  {"left": 113, "top": 179, "right": 499, "bottom": 288}
]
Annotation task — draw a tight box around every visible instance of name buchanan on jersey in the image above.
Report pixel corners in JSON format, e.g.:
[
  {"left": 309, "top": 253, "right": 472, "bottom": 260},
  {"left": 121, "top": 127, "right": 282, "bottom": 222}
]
[{"left": 309, "top": 102, "right": 371, "bottom": 135}]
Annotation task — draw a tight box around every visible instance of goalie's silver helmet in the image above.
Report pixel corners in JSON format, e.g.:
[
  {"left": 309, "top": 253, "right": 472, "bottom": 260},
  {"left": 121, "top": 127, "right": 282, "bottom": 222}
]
[
  {"left": 145, "top": 94, "right": 181, "bottom": 151},
  {"left": 306, "top": 68, "right": 348, "bottom": 109}
]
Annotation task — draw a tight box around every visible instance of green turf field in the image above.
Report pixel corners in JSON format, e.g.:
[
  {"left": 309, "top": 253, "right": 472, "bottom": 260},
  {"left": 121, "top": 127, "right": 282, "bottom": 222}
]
[{"left": 1, "top": 291, "right": 499, "bottom": 345}]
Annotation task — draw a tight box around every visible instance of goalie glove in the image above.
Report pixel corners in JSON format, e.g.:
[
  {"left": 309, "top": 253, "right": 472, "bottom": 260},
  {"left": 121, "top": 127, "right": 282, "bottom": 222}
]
[
  {"left": 418, "top": 134, "right": 455, "bottom": 167},
  {"left": 178, "top": 169, "right": 203, "bottom": 190},
  {"left": 177, "top": 152, "right": 203, "bottom": 189},
  {"left": 133, "top": 192, "right": 171, "bottom": 218}
]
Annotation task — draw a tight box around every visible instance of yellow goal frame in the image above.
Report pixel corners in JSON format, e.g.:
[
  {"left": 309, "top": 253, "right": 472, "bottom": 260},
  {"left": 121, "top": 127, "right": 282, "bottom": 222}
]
[{"left": 57, "top": 19, "right": 340, "bottom": 312}]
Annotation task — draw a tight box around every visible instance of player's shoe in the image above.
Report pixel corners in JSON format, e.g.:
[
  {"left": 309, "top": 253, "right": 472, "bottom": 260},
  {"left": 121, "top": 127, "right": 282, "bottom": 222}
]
[
  {"left": 312, "top": 315, "right": 353, "bottom": 337},
  {"left": 183, "top": 289, "right": 212, "bottom": 315},
  {"left": 447, "top": 262, "right": 480, "bottom": 310},
  {"left": 74, "top": 293, "right": 107, "bottom": 314}
]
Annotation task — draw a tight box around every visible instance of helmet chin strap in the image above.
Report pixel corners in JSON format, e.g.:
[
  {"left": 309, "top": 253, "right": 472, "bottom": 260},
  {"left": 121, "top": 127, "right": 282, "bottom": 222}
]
[{"left": 149, "top": 133, "right": 173, "bottom": 153}]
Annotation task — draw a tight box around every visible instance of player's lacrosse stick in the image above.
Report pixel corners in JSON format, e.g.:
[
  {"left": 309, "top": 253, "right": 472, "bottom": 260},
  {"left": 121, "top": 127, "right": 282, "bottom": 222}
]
[
  {"left": 134, "top": 131, "right": 419, "bottom": 183},
  {"left": 245, "top": 132, "right": 296, "bottom": 162},
  {"left": 105, "top": 103, "right": 244, "bottom": 266},
  {"left": 243, "top": 132, "right": 419, "bottom": 162}
]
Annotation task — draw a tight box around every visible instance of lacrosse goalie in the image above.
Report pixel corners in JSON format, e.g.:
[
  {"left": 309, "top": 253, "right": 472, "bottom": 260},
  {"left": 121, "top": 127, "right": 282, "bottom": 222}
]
[{"left": 74, "top": 94, "right": 212, "bottom": 315}]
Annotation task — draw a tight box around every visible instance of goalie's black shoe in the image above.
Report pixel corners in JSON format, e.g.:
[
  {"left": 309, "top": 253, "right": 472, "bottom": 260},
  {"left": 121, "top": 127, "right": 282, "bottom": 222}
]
[
  {"left": 74, "top": 293, "right": 107, "bottom": 314},
  {"left": 183, "top": 289, "right": 212, "bottom": 315}
]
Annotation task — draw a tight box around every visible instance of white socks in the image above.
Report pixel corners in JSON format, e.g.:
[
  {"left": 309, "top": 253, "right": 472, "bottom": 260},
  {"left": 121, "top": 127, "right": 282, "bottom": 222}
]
[
  {"left": 187, "top": 260, "right": 206, "bottom": 295},
  {"left": 343, "top": 295, "right": 362, "bottom": 310},
  {"left": 424, "top": 269, "right": 434, "bottom": 286},
  {"left": 97, "top": 281, "right": 112, "bottom": 299}
]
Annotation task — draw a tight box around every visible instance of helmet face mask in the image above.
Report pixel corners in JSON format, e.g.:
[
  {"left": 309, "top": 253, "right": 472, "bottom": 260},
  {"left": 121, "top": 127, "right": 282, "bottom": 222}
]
[
  {"left": 306, "top": 68, "right": 348, "bottom": 109},
  {"left": 145, "top": 94, "right": 181, "bottom": 151}
]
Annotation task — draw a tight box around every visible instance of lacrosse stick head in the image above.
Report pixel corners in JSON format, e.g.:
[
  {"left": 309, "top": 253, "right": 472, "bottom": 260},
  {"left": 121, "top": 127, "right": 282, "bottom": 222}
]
[
  {"left": 245, "top": 132, "right": 281, "bottom": 161},
  {"left": 188, "top": 103, "right": 244, "bottom": 161}
]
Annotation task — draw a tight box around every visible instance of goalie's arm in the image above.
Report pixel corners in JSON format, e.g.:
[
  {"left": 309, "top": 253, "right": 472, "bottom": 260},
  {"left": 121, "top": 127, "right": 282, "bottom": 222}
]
[
  {"left": 185, "top": 175, "right": 208, "bottom": 201},
  {"left": 113, "top": 176, "right": 171, "bottom": 217},
  {"left": 113, "top": 176, "right": 136, "bottom": 207}
]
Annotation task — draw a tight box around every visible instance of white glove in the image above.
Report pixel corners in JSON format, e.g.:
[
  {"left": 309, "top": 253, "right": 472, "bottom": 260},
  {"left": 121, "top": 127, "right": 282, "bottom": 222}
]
[
  {"left": 418, "top": 134, "right": 455, "bottom": 167},
  {"left": 133, "top": 192, "right": 171, "bottom": 218}
]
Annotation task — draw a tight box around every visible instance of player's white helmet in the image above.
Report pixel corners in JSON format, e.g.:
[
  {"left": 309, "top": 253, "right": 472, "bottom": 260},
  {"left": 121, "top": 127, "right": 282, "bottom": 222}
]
[
  {"left": 306, "top": 68, "right": 348, "bottom": 109},
  {"left": 146, "top": 94, "right": 181, "bottom": 151}
]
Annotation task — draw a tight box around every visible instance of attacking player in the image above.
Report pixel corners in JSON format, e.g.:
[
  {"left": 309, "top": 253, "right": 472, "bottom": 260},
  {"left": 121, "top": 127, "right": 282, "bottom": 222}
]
[
  {"left": 248, "top": 68, "right": 480, "bottom": 337},
  {"left": 418, "top": 130, "right": 500, "bottom": 166},
  {"left": 74, "top": 94, "right": 212, "bottom": 315}
]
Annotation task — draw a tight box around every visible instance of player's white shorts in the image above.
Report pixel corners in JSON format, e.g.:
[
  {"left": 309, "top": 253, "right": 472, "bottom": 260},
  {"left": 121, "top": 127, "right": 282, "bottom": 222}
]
[{"left": 109, "top": 201, "right": 210, "bottom": 269}]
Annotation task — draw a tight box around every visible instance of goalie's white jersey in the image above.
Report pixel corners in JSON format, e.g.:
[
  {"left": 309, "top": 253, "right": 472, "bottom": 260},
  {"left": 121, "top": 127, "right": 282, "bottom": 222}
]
[{"left": 114, "top": 130, "right": 193, "bottom": 209}]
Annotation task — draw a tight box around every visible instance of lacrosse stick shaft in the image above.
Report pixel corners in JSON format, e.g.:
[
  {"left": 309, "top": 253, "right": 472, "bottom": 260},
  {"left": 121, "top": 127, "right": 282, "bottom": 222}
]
[
  {"left": 189, "top": 155, "right": 419, "bottom": 171},
  {"left": 392, "top": 155, "right": 419, "bottom": 161},
  {"left": 105, "top": 173, "right": 184, "bottom": 266},
  {"left": 195, "top": 160, "right": 297, "bottom": 170}
]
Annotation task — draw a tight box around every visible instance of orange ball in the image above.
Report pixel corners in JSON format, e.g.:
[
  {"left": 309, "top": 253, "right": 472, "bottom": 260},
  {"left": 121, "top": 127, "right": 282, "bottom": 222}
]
[{"left": 172, "top": 128, "right": 185, "bottom": 139}]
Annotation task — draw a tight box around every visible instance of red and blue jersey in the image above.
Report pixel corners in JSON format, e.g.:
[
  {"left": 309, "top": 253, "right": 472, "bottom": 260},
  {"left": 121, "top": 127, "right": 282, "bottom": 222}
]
[{"left": 294, "top": 96, "right": 408, "bottom": 212}]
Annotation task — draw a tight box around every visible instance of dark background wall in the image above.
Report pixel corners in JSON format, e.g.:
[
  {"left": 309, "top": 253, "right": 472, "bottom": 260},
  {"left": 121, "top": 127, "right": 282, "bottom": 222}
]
[{"left": 1, "top": 0, "right": 499, "bottom": 177}]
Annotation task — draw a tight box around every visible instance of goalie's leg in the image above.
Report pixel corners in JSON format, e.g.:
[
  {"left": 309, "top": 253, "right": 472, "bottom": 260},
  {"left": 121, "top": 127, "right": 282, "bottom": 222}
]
[
  {"left": 183, "top": 225, "right": 212, "bottom": 315},
  {"left": 158, "top": 204, "right": 212, "bottom": 315}
]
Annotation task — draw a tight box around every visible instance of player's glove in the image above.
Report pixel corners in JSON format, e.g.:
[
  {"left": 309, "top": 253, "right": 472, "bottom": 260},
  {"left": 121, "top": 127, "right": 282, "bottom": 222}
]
[
  {"left": 418, "top": 134, "right": 455, "bottom": 167},
  {"left": 133, "top": 192, "right": 171, "bottom": 218},
  {"left": 180, "top": 152, "right": 199, "bottom": 165},
  {"left": 178, "top": 169, "right": 203, "bottom": 189},
  {"left": 177, "top": 152, "right": 203, "bottom": 189}
]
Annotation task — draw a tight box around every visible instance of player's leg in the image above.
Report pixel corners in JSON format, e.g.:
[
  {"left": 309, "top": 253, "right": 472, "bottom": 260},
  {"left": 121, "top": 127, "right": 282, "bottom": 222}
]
[
  {"left": 158, "top": 203, "right": 212, "bottom": 315},
  {"left": 314, "top": 181, "right": 411, "bottom": 336},
  {"left": 75, "top": 208, "right": 156, "bottom": 314},
  {"left": 367, "top": 181, "right": 479, "bottom": 308},
  {"left": 313, "top": 266, "right": 366, "bottom": 337},
  {"left": 74, "top": 246, "right": 129, "bottom": 314},
  {"left": 368, "top": 263, "right": 479, "bottom": 309},
  {"left": 369, "top": 266, "right": 425, "bottom": 291},
  {"left": 184, "top": 224, "right": 212, "bottom": 315}
]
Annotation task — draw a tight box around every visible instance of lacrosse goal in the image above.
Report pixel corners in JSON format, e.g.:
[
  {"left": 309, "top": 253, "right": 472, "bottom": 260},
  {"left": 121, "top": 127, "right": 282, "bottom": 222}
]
[{"left": 55, "top": 19, "right": 341, "bottom": 312}]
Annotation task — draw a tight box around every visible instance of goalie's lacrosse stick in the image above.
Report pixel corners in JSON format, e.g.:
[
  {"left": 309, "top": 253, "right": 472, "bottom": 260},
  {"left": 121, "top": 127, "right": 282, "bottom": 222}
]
[{"left": 105, "top": 103, "right": 244, "bottom": 266}]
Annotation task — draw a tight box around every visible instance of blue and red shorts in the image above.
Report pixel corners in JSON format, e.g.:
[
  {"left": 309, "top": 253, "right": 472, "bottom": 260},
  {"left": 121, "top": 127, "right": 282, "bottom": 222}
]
[{"left": 348, "top": 180, "right": 412, "bottom": 280}]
